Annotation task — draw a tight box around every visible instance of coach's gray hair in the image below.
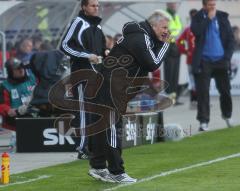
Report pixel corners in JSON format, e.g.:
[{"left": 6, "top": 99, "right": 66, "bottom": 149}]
[{"left": 147, "top": 10, "right": 170, "bottom": 26}]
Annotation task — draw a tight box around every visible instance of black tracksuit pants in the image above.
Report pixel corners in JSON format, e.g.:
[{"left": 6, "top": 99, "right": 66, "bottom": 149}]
[
  {"left": 89, "top": 118, "right": 125, "bottom": 175},
  {"left": 194, "top": 60, "right": 232, "bottom": 123},
  {"left": 88, "top": 67, "right": 126, "bottom": 175}
]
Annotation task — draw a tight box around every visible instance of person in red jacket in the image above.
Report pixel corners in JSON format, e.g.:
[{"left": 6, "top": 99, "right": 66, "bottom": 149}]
[{"left": 176, "top": 9, "right": 198, "bottom": 108}]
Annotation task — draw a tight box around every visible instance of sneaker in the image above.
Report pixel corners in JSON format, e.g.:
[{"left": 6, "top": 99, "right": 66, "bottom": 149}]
[
  {"left": 224, "top": 118, "right": 234, "bottom": 128},
  {"left": 77, "top": 151, "right": 89, "bottom": 160},
  {"left": 109, "top": 173, "right": 137, "bottom": 183},
  {"left": 76, "top": 146, "right": 90, "bottom": 160},
  {"left": 199, "top": 123, "right": 209, "bottom": 131},
  {"left": 88, "top": 168, "right": 115, "bottom": 183}
]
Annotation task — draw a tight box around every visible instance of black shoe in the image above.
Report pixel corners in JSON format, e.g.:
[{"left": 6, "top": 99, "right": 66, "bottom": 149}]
[
  {"left": 199, "top": 123, "right": 209, "bottom": 131},
  {"left": 77, "top": 151, "right": 89, "bottom": 160},
  {"left": 76, "top": 146, "right": 90, "bottom": 160}
]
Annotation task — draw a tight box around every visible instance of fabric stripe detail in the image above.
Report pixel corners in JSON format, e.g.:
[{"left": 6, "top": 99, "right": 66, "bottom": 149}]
[
  {"left": 110, "top": 111, "right": 117, "bottom": 148},
  {"left": 78, "top": 84, "right": 85, "bottom": 150},
  {"left": 62, "top": 17, "right": 90, "bottom": 58},
  {"left": 144, "top": 34, "right": 169, "bottom": 65}
]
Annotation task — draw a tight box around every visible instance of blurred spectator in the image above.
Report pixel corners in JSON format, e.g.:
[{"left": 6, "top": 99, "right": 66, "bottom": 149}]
[
  {"left": 5, "top": 41, "right": 15, "bottom": 55},
  {"left": 0, "top": 52, "right": 10, "bottom": 75},
  {"left": 232, "top": 26, "right": 240, "bottom": 50},
  {"left": 32, "top": 36, "right": 43, "bottom": 52},
  {"left": 164, "top": 2, "right": 183, "bottom": 105},
  {"left": 191, "top": 0, "right": 234, "bottom": 131},
  {"left": 51, "top": 39, "right": 59, "bottom": 48},
  {"left": 39, "top": 40, "right": 54, "bottom": 51},
  {"left": 16, "top": 38, "right": 34, "bottom": 64},
  {"left": 0, "top": 42, "right": 14, "bottom": 75},
  {"left": 0, "top": 58, "right": 36, "bottom": 131},
  {"left": 29, "top": 49, "right": 65, "bottom": 116},
  {"left": 176, "top": 9, "right": 198, "bottom": 108}
]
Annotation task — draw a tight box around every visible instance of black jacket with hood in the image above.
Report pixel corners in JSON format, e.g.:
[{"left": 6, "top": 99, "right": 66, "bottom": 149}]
[
  {"left": 99, "top": 20, "right": 170, "bottom": 114},
  {"left": 106, "top": 20, "right": 170, "bottom": 77},
  {"left": 60, "top": 11, "right": 106, "bottom": 72}
]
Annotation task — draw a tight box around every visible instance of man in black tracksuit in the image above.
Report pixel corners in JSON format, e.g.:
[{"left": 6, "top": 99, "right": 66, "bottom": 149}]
[
  {"left": 88, "top": 10, "right": 171, "bottom": 183},
  {"left": 191, "top": 0, "right": 234, "bottom": 131},
  {"left": 60, "top": 0, "right": 107, "bottom": 159}
]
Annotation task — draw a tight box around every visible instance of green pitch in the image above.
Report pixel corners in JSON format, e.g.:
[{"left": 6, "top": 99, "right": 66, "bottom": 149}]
[{"left": 1, "top": 126, "right": 240, "bottom": 191}]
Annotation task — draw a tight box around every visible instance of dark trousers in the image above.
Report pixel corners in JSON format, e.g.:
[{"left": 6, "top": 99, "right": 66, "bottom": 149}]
[
  {"left": 164, "top": 43, "right": 180, "bottom": 95},
  {"left": 70, "top": 63, "right": 100, "bottom": 153},
  {"left": 194, "top": 60, "right": 232, "bottom": 123},
  {"left": 89, "top": 119, "right": 125, "bottom": 175},
  {"left": 70, "top": 80, "right": 89, "bottom": 152}
]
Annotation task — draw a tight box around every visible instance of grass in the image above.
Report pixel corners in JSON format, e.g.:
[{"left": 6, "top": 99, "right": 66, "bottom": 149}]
[
  {"left": 1, "top": 126, "right": 240, "bottom": 191},
  {"left": 120, "top": 157, "right": 240, "bottom": 191}
]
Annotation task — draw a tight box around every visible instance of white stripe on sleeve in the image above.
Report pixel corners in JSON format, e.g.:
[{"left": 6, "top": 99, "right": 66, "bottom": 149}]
[{"left": 62, "top": 17, "right": 90, "bottom": 58}]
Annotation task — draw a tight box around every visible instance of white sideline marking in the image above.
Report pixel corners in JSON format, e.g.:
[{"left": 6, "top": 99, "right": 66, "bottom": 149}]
[
  {"left": 104, "top": 152, "right": 240, "bottom": 191},
  {"left": 0, "top": 175, "right": 51, "bottom": 188}
]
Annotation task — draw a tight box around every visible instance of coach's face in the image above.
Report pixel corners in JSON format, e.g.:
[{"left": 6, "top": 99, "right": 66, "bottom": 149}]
[
  {"left": 152, "top": 19, "right": 170, "bottom": 42},
  {"left": 83, "top": 0, "right": 99, "bottom": 17}
]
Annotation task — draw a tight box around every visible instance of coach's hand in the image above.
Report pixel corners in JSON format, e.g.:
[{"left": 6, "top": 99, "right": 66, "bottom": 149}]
[{"left": 88, "top": 54, "right": 99, "bottom": 64}]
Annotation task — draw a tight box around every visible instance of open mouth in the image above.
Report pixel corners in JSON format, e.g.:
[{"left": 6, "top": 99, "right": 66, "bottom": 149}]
[{"left": 162, "top": 33, "right": 168, "bottom": 39}]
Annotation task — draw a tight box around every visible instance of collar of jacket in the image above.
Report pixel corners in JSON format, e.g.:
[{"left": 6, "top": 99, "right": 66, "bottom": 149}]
[
  {"left": 78, "top": 11, "right": 102, "bottom": 25},
  {"left": 140, "top": 20, "right": 159, "bottom": 42},
  {"left": 200, "top": 8, "right": 228, "bottom": 19}
]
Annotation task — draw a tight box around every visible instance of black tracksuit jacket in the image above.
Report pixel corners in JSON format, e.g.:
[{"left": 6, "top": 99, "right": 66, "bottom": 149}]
[
  {"left": 60, "top": 11, "right": 106, "bottom": 72},
  {"left": 107, "top": 21, "right": 170, "bottom": 75},
  {"left": 100, "top": 20, "right": 170, "bottom": 114}
]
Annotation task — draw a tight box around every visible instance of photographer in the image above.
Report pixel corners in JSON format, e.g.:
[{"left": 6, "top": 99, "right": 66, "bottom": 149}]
[{"left": 0, "top": 58, "right": 36, "bottom": 131}]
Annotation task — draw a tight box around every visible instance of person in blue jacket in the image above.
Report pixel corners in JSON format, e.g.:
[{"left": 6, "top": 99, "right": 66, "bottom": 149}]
[{"left": 191, "top": 0, "right": 234, "bottom": 131}]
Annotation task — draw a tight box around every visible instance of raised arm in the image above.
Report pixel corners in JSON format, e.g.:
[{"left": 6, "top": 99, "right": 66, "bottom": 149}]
[{"left": 129, "top": 33, "right": 170, "bottom": 72}]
